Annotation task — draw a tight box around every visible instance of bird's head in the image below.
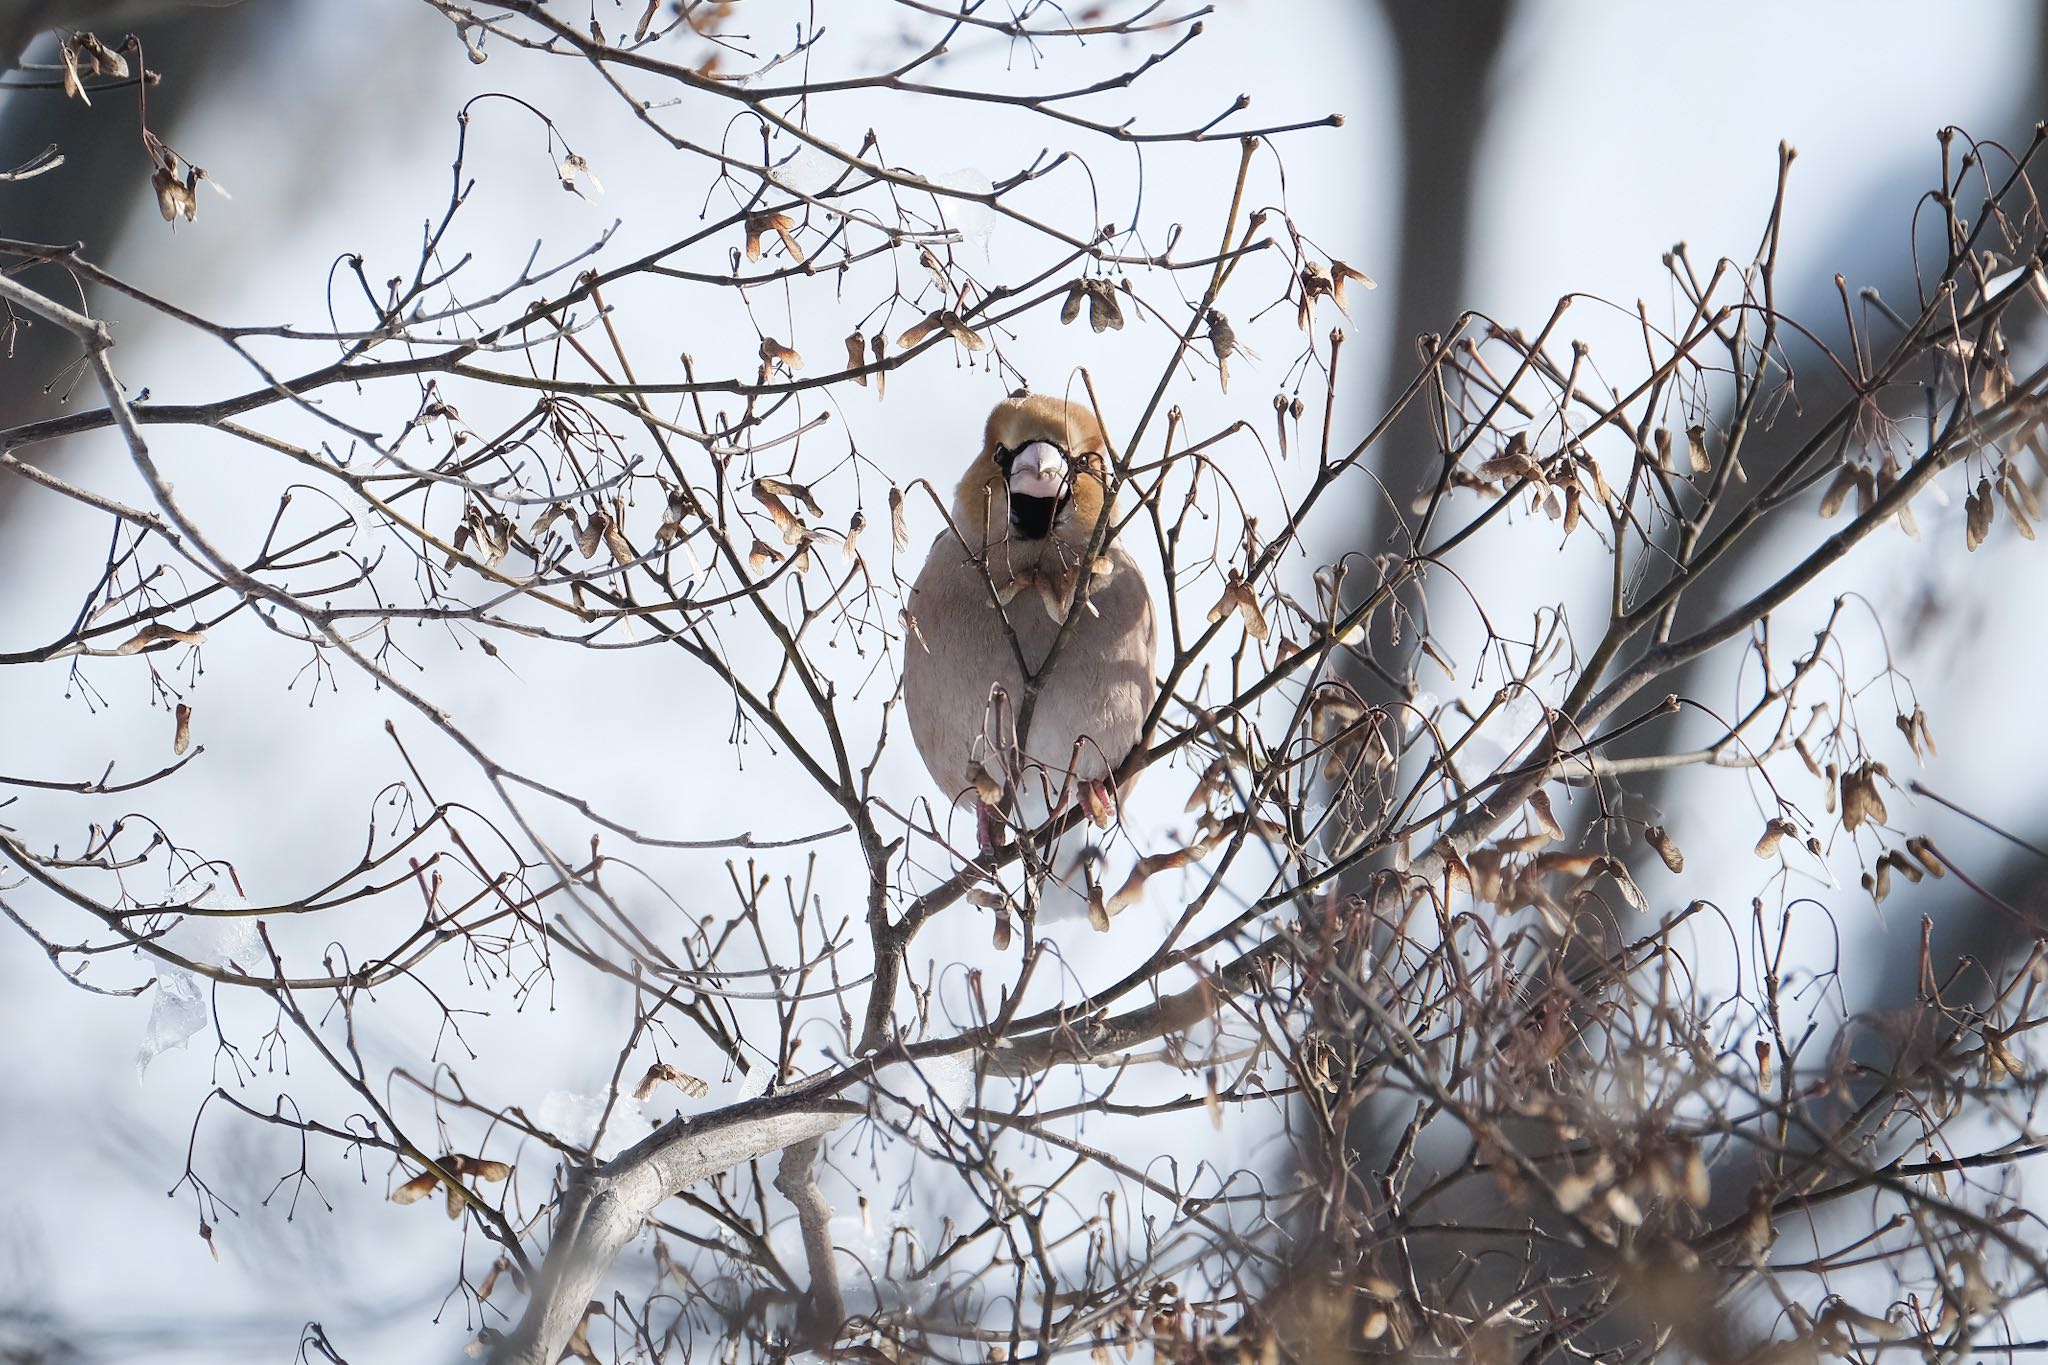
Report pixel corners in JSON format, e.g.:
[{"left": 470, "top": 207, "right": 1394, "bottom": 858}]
[{"left": 954, "top": 393, "right": 1109, "bottom": 551}]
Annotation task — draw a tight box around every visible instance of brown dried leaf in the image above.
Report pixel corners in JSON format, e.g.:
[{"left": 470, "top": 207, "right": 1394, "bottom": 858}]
[{"left": 757, "top": 336, "right": 802, "bottom": 372}]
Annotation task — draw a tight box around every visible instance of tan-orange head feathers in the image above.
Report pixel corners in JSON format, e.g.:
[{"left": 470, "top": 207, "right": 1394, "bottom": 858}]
[{"left": 951, "top": 393, "right": 1109, "bottom": 549}]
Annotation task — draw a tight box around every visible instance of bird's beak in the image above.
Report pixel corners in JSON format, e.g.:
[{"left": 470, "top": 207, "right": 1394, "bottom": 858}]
[
  {"left": 1007, "top": 441, "right": 1068, "bottom": 501},
  {"left": 1005, "top": 440, "right": 1069, "bottom": 540}
]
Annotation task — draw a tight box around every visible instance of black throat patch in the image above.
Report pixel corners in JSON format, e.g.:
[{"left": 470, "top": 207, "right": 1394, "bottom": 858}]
[{"left": 1009, "top": 492, "right": 1058, "bottom": 540}]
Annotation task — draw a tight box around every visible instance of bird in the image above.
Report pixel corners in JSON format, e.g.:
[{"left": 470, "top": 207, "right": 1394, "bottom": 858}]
[{"left": 903, "top": 393, "right": 1157, "bottom": 842}]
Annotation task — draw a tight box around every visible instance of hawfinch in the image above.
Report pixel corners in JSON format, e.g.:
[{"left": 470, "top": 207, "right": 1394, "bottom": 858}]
[{"left": 904, "top": 394, "right": 1157, "bottom": 828}]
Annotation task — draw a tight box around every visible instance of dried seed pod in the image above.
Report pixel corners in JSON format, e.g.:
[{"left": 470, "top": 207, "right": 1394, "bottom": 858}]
[
  {"left": 1906, "top": 835, "right": 1947, "bottom": 877},
  {"left": 742, "top": 210, "right": 771, "bottom": 262},
  {"left": 1754, "top": 816, "right": 1799, "bottom": 858},
  {"left": 1477, "top": 433, "right": 1543, "bottom": 484},
  {"left": 1205, "top": 570, "right": 1269, "bottom": 640},
  {"left": 1818, "top": 465, "right": 1856, "bottom": 518},
  {"left": 936, "top": 310, "right": 986, "bottom": 351},
  {"left": 1839, "top": 763, "right": 1888, "bottom": 832},
  {"left": 1645, "top": 824, "right": 1684, "bottom": 874},
  {"left": 753, "top": 476, "right": 822, "bottom": 516},
  {"left": 2005, "top": 460, "right": 2042, "bottom": 518},
  {"left": 2002, "top": 475, "right": 2037, "bottom": 539},
  {"left": 1686, "top": 424, "right": 1711, "bottom": 473},
  {"left": 888, "top": 486, "right": 910, "bottom": 551},
  {"left": 1966, "top": 476, "right": 1995, "bottom": 551},
  {"left": 750, "top": 483, "right": 808, "bottom": 544},
  {"left": 757, "top": 336, "right": 802, "bottom": 371},
  {"left": 1330, "top": 260, "right": 1375, "bottom": 311},
  {"left": 1060, "top": 281, "right": 1086, "bottom": 326},
  {"left": 1086, "top": 279, "right": 1124, "bottom": 332},
  {"left": 845, "top": 330, "right": 868, "bottom": 384},
  {"left": 633, "top": 1063, "right": 709, "bottom": 1100},
  {"left": 898, "top": 311, "right": 944, "bottom": 349}
]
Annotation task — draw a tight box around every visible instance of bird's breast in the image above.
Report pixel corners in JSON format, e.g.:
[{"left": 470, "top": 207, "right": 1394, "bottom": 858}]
[{"left": 904, "top": 535, "right": 1157, "bottom": 802}]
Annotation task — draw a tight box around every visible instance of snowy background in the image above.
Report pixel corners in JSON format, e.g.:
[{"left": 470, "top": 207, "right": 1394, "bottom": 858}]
[{"left": 1, "top": 1, "right": 2044, "bottom": 1359}]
